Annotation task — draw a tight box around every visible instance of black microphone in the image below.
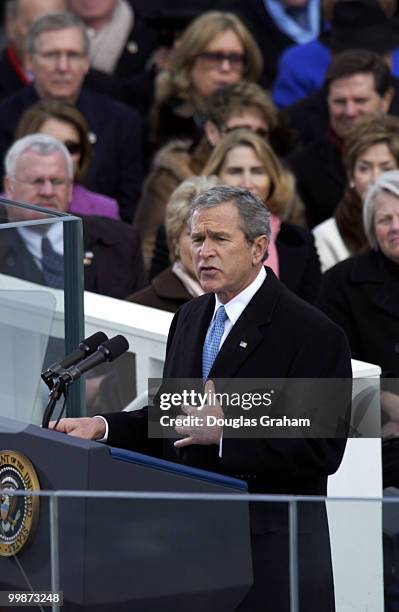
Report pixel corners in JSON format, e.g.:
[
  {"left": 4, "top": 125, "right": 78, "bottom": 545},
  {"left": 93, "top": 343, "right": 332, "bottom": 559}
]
[
  {"left": 41, "top": 331, "right": 108, "bottom": 387},
  {"left": 59, "top": 335, "right": 129, "bottom": 384}
]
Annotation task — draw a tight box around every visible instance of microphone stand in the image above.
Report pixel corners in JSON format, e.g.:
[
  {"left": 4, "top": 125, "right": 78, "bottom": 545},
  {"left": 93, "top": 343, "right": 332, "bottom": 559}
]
[{"left": 42, "top": 376, "right": 69, "bottom": 429}]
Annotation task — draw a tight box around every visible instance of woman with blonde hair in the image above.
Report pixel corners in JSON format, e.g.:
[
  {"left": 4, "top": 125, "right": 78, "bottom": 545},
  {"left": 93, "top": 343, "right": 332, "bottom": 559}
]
[
  {"left": 150, "top": 11, "right": 263, "bottom": 150},
  {"left": 313, "top": 113, "right": 399, "bottom": 272},
  {"left": 128, "top": 176, "right": 218, "bottom": 312},
  {"left": 203, "top": 129, "right": 321, "bottom": 303}
]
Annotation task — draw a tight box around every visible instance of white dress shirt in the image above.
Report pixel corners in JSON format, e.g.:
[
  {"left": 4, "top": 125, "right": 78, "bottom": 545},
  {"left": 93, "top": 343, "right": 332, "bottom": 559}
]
[{"left": 18, "top": 224, "right": 63, "bottom": 271}]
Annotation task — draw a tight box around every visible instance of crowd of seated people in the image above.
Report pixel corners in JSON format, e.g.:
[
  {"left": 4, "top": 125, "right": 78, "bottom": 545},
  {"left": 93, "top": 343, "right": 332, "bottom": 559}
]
[
  {"left": 2, "top": 1, "right": 399, "bottom": 607},
  {"left": 1, "top": 2, "right": 399, "bottom": 483}
]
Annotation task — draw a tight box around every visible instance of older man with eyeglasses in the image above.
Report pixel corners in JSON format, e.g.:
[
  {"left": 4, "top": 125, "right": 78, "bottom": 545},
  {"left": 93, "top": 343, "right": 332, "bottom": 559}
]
[
  {"left": 0, "top": 11, "right": 144, "bottom": 223},
  {"left": 1, "top": 133, "right": 146, "bottom": 298}
]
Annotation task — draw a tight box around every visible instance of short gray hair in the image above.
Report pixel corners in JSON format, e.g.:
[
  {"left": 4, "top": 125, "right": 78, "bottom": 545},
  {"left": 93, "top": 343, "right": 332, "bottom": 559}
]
[
  {"left": 189, "top": 185, "right": 271, "bottom": 260},
  {"left": 25, "top": 11, "right": 90, "bottom": 56},
  {"left": 5, "top": 134, "right": 73, "bottom": 179},
  {"left": 363, "top": 169, "right": 399, "bottom": 248}
]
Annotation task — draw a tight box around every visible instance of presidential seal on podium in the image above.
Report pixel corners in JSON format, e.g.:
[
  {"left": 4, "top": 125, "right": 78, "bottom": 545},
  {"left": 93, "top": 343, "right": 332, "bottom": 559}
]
[{"left": 0, "top": 451, "right": 40, "bottom": 557}]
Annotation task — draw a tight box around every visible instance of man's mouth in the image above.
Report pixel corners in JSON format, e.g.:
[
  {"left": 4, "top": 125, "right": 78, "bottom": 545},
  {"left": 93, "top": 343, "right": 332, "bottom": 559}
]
[
  {"left": 36, "top": 200, "right": 58, "bottom": 209},
  {"left": 199, "top": 266, "right": 220, "bottom": 276}
]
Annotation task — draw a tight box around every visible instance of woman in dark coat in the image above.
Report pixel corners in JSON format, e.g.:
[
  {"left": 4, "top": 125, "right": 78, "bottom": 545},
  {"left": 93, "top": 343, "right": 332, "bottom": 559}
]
[
  {"left": 318, "top": 170, "right": 399, "bottom": 486},
  {"left": 128, "top": 176, "right": 217, "bottom": 312}
]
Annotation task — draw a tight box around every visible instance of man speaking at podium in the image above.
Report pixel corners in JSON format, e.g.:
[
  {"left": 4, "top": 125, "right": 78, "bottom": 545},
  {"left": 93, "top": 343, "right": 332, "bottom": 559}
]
[{"left": 55, "top": 185, "right": 352, "bottom": 612}]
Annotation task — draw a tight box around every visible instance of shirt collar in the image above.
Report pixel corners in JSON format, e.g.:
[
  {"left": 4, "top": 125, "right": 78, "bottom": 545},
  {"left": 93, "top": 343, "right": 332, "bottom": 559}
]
[
  {"left": 17, "top": 222, "right": 64, "bottom": 262},
  {"left": 213, "top": 266, "right": 266, "bottom": 326}
]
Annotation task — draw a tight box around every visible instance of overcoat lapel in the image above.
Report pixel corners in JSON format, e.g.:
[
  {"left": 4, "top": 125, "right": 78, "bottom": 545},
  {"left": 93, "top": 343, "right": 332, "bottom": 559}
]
[{"left": 210, "top": 271, "right": 281, "bottom": 379}]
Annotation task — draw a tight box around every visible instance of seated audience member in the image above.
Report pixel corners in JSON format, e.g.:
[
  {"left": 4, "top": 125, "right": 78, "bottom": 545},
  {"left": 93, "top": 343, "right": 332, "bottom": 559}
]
[
  {"left": 203, "top": 129, "right": 321, "bottom": 303},
  {"left": 148, "top": 11, "right": 263, "bottom": 152},
  {"left": 0, "top": 134, "right": 146, "bottom": 299},
  {"left": 314, "top": 113, "right": 399, "bottom": 271},
  {"left": 136, "top": 80, "right": 300, "bottom": 270},
  {"left": 0, "top": 11, "right": 143, "bottom": 222},
  {"left": 318, "top": 169, "right": 399, "bottom": 484},
  {"left": 286, "top": 50, "right": 395, "bottom": 226},
  {"left": 273, "top": 0, "right": 399, "bottom": 108},
  {"left": 128, "top": 176, "right": 218, "bottom": 312},
  {"left": 203, "top": 81, "right": 299, "bottom": 158},
  {"left": 224, "top": 0, "right": 322, "bottom": 87},
  {"left": 15, "top": 101, "right": 120, "bottom": 219},
  {"left": 0, "top": 0, "right": 66, "bottom": 100},
  {"left": 67, "top": 0, "right": 158, "bottom": 79},
  {"left": 2, "top": 0, "right": 126, "bottom": 102}
]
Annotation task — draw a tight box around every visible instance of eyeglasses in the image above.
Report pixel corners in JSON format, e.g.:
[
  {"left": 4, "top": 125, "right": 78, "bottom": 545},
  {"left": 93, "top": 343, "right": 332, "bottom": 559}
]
[
  {"left": 36, "top": 50, "right": 87, "bottom": 65},
  {"left": 63, "top": 140, "right": 82, "bottom": 156},
  {"left": 223, "top": 125, "right": 270, "bottom": 139},
  {"left": 196, "top": 51, "right": 245, "bottom": 72},
  {"left": 11, "top": 176, "right": 70, "bottom": 189}
]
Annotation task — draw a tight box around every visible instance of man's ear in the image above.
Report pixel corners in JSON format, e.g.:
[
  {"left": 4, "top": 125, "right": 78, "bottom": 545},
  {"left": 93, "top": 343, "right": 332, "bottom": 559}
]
[
  {"left": 66, "top": 181, "right": 73, "bottom": 208},
  {"left": 252, "top": 235, "right": 269, "bottom": 264},
  {"left": 204, "top": 121, "right": 222, "bottom": 147},
  {"left": 81, "top": 55, "right": 90, "bottom": 76},
  {"left": 382, "top": 86, "right": 395, "bottom": 112},
  {"left": 4, "top": 175, "right": 12, "bottom": 198}
]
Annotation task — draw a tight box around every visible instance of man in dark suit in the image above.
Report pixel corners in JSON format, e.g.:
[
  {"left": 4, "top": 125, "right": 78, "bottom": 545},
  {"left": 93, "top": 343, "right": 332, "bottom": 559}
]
[
  {"left": 0, "top": 11, "right": 143, "bottom": 222},
  {"left": 55, "top": 185, "right": 352, "bottom": 611},
  {"left": 0, "top": 0, "right": 126, "bottom": 102},
  {"left": 285, "top": 50, "right": 395, "bottom": 227},
  {"left": 0, "top": 133, "right": 146, "bottom": 299},
  {"left": 0, "top": 0, "right": 66, "bottom": 100}
]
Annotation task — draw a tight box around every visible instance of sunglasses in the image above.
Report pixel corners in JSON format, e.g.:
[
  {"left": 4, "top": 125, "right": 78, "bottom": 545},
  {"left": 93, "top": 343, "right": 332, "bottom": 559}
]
[
  {"left": 197, "top": 51, "right": 245, "bottom": 71},
  {"left": 63, "top": 140, "right": 82, "bottom": 156}
]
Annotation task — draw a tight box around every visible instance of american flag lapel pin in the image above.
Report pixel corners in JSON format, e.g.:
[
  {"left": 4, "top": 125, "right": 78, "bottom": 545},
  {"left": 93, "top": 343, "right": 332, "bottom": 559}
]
[{"left": 83, "top": 251, "right": 94, "bottom": 266}]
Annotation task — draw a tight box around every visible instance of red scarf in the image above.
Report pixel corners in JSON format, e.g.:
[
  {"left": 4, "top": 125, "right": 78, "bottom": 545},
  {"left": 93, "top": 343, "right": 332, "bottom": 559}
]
[{"left": 6, "top": 43, "right": 29, "bottom": 85}]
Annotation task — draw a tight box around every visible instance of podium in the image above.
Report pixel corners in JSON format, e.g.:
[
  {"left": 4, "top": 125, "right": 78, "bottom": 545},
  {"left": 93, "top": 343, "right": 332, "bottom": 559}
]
[{"left": 0, "top": 417, "right": 252, "bottom": 611}]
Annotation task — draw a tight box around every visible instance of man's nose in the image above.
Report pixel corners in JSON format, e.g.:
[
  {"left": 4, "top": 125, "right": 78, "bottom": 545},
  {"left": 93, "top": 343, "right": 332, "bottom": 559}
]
[
  {"left": 56, "top": 53, "right": 69, "bottom": 71},
  {"left": 199, "top": 236, "right": 214, "bottom": 256},
  {"left": 344, "top": 101, "right": 357, "bottom": 117},
  {"left": 38, "top": 179, "right": 56, "bottom": 195}
]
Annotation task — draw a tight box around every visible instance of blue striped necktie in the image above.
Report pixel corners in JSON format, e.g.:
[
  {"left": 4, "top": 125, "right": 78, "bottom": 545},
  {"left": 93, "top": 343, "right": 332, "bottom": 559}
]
[
  {"left": 202, "top": 305, "right": 228, "bottom": 380},
  {"left": 41, "top": 237, "right": 64, "bottom": 289}
]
